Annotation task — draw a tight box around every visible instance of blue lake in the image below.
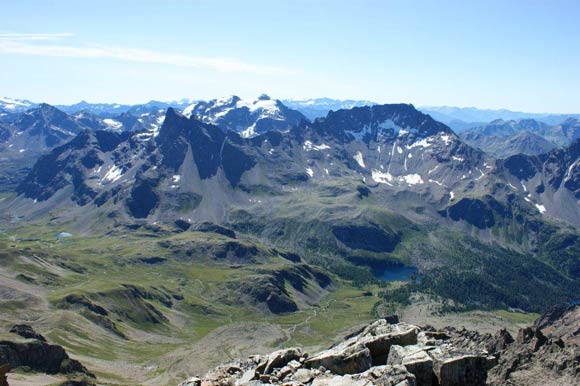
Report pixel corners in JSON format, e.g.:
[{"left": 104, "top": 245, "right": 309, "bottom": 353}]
[{"left": 373, "top": 266, "right": 418, "bottom": 282}]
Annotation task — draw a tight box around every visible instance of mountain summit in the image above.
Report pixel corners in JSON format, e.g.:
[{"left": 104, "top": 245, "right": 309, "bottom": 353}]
[{"left": 182, "top": 95, "right": 306, "bottom": 138}]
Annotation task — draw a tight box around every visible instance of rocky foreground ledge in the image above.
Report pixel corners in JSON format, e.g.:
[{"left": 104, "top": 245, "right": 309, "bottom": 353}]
[{"left": 179, "top": 306, "right": 580, "bottom": 386}]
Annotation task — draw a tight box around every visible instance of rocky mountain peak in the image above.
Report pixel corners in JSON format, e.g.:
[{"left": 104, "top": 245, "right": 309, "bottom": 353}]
[
  {"left": 29, "top": 103, "right": 68, "bottom": 122},
  {"left": 257, "top": 94, "right": 272, "bottom": 101},
  {"left": 157, "top": 107, "right": 187, "bottom": 138},
  {"left": 313, "top": 103, "right": 454, "bottom": 143},
  {"left": 182, "top": 95, "right": 306, "bottom": 138}
]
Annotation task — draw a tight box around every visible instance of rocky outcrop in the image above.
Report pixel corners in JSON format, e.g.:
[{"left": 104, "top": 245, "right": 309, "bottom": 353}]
[
  {"left": 0, "top": 325, "right": 93, "bottom": 379},
  {"left": 9, "top": 324, "right": 47, "bottom": 342},
  {"left": 486, "top": 304, "right": 580, "bottom": 385},
  {"left": 178, "top": 306, "right": 580, "bottom": 386},
  {"left": 428, "top": 306, "right": 580, "bottom": 386},
  {"left": 178, "top": 319, "right": 490, "bottom": 386}
]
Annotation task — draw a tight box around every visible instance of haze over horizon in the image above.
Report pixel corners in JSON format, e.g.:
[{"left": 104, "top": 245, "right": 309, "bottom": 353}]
[{"left": 1, "top": 0, "right": 579, "bottom": 113}]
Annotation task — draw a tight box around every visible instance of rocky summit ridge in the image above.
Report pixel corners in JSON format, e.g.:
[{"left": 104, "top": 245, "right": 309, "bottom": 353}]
[{"left": 178, "top": 305, "right": 580, "bottom": 386}]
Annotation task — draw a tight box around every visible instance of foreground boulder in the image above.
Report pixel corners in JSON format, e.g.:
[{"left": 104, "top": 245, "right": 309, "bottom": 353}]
[
  {"left": 305, "top": 342, "right": 372, "bottom": 375},
  {"left": 304, "top": 321, "right": 419, "bottom": 375}
]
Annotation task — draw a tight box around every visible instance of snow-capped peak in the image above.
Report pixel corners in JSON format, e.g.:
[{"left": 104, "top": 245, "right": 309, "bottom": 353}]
[{"left": 0, "top": 97, "right": 35, "bottom": 112}]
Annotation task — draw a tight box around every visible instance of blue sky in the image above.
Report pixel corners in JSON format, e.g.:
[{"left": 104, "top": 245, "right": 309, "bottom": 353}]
[{"left": 1, "top": 0, "right": 579, "bottom": 112}]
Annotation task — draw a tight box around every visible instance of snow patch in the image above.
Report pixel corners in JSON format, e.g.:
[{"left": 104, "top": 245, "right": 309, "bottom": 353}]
[
  {"left": 103, "top": 165, "right": 123, "bottom": 183},
  {"left": 303, "top": 141, "right": 331, "bottom": 151},
  {"left": 353, "top": 151, "right": 366, "bottom": 168},
  {"left": 371, "top": 170, "right": 393, "bottom": 185},
  {"left": 240, "top": 123, "right": 256, "bottom": 138},
  {"left": 373, "top": 170, "right": 424, "bottom": 186},
  {"left": 305, "top": 167, "right": 314, "bottom": 177},
  {"left": 429, "top": 179, "right": 446, "bottom": 187},
  {"left": 402, "top": 174, "right": 424, "bottom": 185},
  {"left": 440, "top": 133, "right": 452, "bottom": 145},
  {"left": 535, "top": 204, "right": 547, "bottom": 214},
  {"left": 103, "top": 118, "right": 123, "bottom": 131},
  {"left": 407, "top": 138, "right": 431, "bottom": 149}
]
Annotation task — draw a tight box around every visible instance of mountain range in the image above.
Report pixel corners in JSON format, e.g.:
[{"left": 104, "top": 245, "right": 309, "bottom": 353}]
[
  {"left": 420, "top": 105, "right": 580, "bottom": 132},
  {"left": 3, "top": 99, "right": 580, "bottom": 311},
  {"left": 459, "top": 118, "right": 580, "bottom": 158},
  {"left": 2, "top": 95, "right": 580, "bottom": 385}
]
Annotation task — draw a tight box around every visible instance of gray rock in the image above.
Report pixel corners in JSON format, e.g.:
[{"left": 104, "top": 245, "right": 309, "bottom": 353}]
[
  {"left": 417, "top": 331, "right": 449, "bottom": 346},
  {"left": 178, "top": 376, "right": 201, "bottom": 386},
  {"left": 277, "top": 360, "right": 302, "bottom": 380},
  {"left": 237, "top": 369, "right": 258, "bottom": 385},
  {"left": 430, "top": 346, "right": 488, "bottom": 386},
  {"left": 261, "top": 347, "right": 303, "bottom": 375},
  {"left": 358, "top": 323, "right": 418, "bottom": 365},
  {"left": 516, "top": 327, "right": 546, "bottom": 352},
  {"left": 305, "top": 343, "right": 372, "bottom": 375},
  {"left": 290, "top": 368, "right": 320, "bottom": 383},
  {"left": 387, "top": 345, "right": 434, "bottom": 386},
  {"left": 309, "top": 365, "right": 416, "bottom": 386},
  {"left": 310, "top": 374, "right": 367, "bottom": 386},
  {"left": 358, "top": 365, "right": 417, "bottom": 386}
]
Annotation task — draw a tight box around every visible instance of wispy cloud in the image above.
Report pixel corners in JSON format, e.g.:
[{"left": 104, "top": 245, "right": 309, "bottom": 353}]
[
  {"left": 0, "top": 33, "right": 289, "bottom": 75},
  {"left": 0, "top": 32, "right": 75, "bottom": 41}
]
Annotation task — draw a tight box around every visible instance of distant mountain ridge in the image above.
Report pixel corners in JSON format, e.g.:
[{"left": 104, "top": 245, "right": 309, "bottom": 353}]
[
  {"left": 9, "top": 101, "right": 580, "bottom": 228},
  {"left": 56, "top": 99, "right": 196, "bottom": 116},
  {"left": 460, "top": 117, "right": 580, "bottom": 158},
  {"left": 461, "top": 130, "right": 557, "bottom": 159},
  {"left": 0, "top": 97, "right": 37, "bottom": 114},
  {"left": 282, "top": 98, "right": 378, "bottom": 120},
  {"left": 421, "top": 106, "right": 580, "bottom": 132},
  {"left": 4, "top": 96, "right": 579, "bottom": 131}
]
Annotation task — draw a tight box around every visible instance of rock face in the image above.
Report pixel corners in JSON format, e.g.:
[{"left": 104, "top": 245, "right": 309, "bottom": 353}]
[
  {"left": 178, "top": 306, "right": 580, "bottom": 386},
  {"left": 0, "top": 325, "right": 93, "bottom": 379}
]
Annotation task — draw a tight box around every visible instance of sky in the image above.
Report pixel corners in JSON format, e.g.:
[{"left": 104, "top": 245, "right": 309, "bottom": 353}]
[{"left": 1, "top": 0, "right": 579, "bottom": 113}]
